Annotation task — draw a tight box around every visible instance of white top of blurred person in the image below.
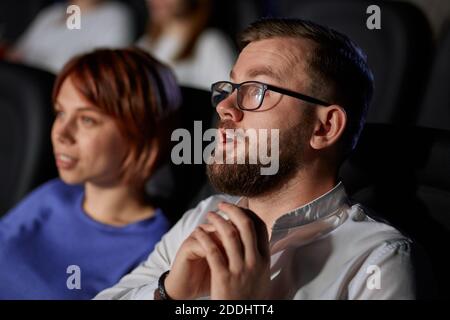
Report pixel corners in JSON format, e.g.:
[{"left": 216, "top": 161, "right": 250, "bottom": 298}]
[
  {"left": 137, "top": 0, "right": 235, "bottom": 90},
  {"left": 11, "top": 0, "right": 134, "bottom": 73}
]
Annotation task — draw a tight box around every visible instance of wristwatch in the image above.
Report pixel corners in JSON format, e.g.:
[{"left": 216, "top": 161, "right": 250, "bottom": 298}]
[{"left": 157, "top": 270, "right": 173, "bottom": 300}]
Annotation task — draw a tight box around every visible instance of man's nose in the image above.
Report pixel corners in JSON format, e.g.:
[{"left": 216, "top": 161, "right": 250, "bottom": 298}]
[{"left": 216, "top": 90, "right": 244, "bottom": 122}]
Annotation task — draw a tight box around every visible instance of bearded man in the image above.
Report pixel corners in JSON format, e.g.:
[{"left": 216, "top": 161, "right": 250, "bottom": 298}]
[{"left": 96, "top": 18, "right": 421, "bottom": 300}]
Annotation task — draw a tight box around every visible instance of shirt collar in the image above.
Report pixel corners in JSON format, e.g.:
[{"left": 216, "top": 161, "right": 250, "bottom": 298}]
[
  {"left": 266, "top": 182, "right": 350, "bottom": 253},
  {"left": 271, "top": 182, "right": 348, "bottom": 230}
]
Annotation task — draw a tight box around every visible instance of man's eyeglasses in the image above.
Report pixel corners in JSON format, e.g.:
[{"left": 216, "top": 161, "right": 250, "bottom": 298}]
[{"left": 211, "top": 80, "right": 332, "bottom": 111}]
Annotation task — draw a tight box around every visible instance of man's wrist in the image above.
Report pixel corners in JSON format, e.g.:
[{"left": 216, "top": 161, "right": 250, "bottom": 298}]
[{"left": 157, "top": 270, "right": 173, "bottom": 300}]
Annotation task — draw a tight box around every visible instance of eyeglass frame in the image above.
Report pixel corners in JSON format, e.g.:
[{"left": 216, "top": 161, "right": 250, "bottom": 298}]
[{"left": 211, "top": 80, "right": 332, "bottom": 111}]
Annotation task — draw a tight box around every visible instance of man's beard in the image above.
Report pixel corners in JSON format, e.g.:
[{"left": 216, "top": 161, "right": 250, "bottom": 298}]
[{"left": 206, "top": 116, "right": 313, "bottom": 198}]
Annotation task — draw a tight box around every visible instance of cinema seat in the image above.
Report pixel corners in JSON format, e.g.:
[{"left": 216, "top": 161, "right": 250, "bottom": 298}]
[
  {"left": 146, "top": 86, "right": 215, "bottom": 224},
  {"left": 417, "top": 24, "right": 450, "bottom": 131},
  {"left": 0, "top": 61, "right": 56, "bottom": 217},
  {"left": 281, "top": 0, "right": 433, "bottom": 125},
  {"left": 0, "top": 0, "right": 50, "bottom": 44},
  {"left": 339, "top": 123, "right": 450, "bottom": 298}
]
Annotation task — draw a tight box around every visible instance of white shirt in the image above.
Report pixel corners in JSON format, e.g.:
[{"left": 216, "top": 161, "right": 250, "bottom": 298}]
[
  {"left": 14, "top": 2, "right": 134, "bottom": 73},
  {"left": 137, "top": 29, "right": 236, "bottom": 90},
  {"left": 95, "top": 182, "right": 418, "bottom": 300}
]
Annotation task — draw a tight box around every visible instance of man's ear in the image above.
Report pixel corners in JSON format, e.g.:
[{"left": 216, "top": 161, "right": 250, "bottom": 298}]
[{"left": 310, "top": 105, "right": 347, "bottom": 151}]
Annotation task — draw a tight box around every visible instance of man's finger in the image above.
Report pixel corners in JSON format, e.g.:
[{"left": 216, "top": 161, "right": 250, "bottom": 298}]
[
  {"left": 206, "top": 211, "right": 245, "bottom": 273},
  {"left": 194, "top": 227, "right": 228, "bottom": 276},
  {"left": 217, "top": 202, "right": 269, "bottom": 264}
]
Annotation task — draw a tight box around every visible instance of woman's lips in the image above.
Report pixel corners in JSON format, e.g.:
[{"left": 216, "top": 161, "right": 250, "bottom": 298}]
[{"left": 55, "top": 153, "right": 78, "bottom": 170}]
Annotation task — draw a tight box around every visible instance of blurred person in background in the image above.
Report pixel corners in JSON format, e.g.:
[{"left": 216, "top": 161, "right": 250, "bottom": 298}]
[
  {"left": 137, "top": 0, "right": 235, "bottom": 90},
  {"left": 0, "top": 48, "right": 181, "bottom": 299},
  {"left": 4, "top": 0, "right": 134, "bottom": 73}
]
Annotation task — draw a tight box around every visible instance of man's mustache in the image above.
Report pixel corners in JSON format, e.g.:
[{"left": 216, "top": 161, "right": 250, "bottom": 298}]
[{"left": 217, "top": 119, "right": 238, "bottom": 131}]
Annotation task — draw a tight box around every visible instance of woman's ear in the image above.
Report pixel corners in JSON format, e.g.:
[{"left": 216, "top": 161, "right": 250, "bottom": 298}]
[
  {"left": 120, "top": 138, "right": 161, "bottom": 186},
  {"left": 142, "top": 138, "right": 161, "bottom": 178},
  {"left": 310, "top": 105, "right": 347, "bottom": 151}
]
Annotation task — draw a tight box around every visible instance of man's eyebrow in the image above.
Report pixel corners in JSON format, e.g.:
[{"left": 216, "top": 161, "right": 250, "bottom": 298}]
[{"left": 230, "top": 66, "right": 284, "bottom": 83}]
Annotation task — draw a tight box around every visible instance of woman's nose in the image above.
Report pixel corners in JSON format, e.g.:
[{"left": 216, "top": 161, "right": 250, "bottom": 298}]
[{"left": 53, "top": 119, "right": 75, "bottom": 145}]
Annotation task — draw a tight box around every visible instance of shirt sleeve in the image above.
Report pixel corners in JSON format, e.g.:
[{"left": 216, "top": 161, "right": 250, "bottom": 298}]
[
  {"left": 347, "top": 239, "right": 418, "bottom": 299},
  {"left": 93, "top": 196, "right": 220, "bottom": 300}
]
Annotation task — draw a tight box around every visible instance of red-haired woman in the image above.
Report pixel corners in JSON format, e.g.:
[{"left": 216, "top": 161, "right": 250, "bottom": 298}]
[{"left": 0, "top": 48, "right": 181, "bottom": 299}]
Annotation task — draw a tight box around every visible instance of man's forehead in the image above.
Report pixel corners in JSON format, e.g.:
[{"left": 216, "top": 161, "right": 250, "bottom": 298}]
[{"left": 231, "top": 37, "right": 311, "bottom": 84}]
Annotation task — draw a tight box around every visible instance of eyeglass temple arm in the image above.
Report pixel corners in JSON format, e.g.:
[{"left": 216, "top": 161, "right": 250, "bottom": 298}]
[{"left": 266, "top": 84, "right": 332, "bottom": 106}]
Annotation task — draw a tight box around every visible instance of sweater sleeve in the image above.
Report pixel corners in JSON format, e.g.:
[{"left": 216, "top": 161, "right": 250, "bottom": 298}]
[
  {"left": 0, "top": 179, "right": 62, "bottom": 238},
  {"left": 93, "top": 226, "right": 177, "bottom": 300},
  {"left": 93, "top": 196, "right": 225, "bottom": 300},
  {"left": 94, "top": 197, "right": 216, "bottom": 300}
]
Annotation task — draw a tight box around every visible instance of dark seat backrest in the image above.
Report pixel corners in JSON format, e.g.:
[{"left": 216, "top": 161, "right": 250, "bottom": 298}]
[
  {"left": 0, "top": 0, "right": 51, "bottom": 44},
  {"left": 417, "top": 24, "right": 450, "bottom": 130},
  {"left": 339, "top": 123, "right": 450, "bottom": 298},
  {"left": 281, "top": 0, "right": 433, "bottom": 124},
  {"left": 0, "top": 61, "right": 56, "bottom": 216},
  {"left": 146, "top": 86, "right": 215, "bottom": 224}
]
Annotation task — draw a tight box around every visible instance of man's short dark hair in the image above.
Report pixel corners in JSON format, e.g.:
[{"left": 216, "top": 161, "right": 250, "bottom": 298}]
[{"left": 239, "top": 18, "right": 374, "bottom": 160}]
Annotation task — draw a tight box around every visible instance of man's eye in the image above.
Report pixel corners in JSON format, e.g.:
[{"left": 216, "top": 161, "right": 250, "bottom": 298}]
[{"left": 249, "top": 87, "right": 263, "bottom": 97}]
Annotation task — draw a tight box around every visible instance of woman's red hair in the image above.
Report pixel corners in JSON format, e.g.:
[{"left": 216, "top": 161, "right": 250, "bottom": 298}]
[{"left": 52, "top": 47, "right": 182, "bottom": 185}]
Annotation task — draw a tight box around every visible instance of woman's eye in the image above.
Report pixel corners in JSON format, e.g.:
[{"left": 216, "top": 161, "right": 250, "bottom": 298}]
[
  {"left": 55, "top": 110, "right": 65, "bottom": 118},
  {"left": 80, "top": 116, "right": 96, "bottom": 126}
]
